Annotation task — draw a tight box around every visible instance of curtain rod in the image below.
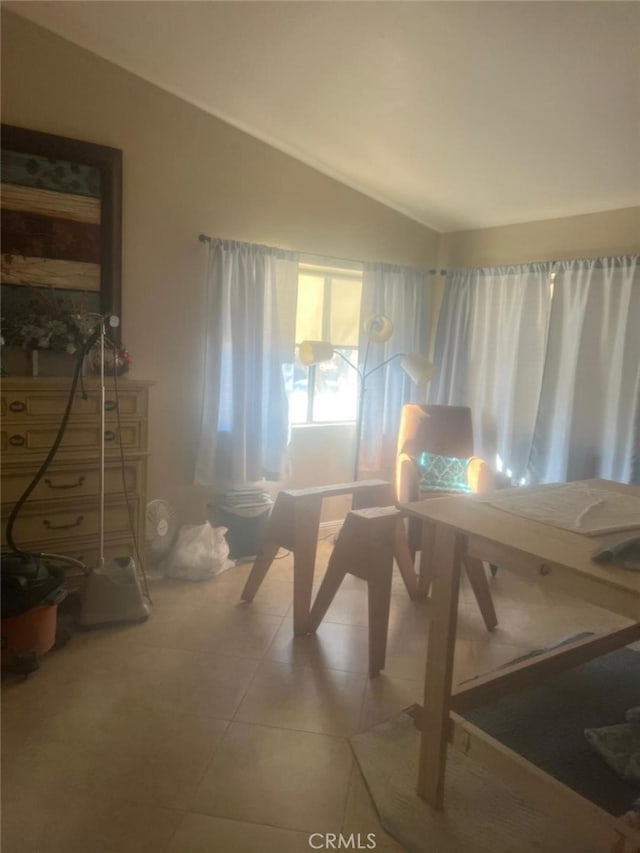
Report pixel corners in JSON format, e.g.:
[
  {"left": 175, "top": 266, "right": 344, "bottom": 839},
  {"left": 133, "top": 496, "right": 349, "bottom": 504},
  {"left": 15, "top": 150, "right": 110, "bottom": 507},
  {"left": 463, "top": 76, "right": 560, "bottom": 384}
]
[{"left": 198, "top": 233, "right": 446, "bottom": 275}]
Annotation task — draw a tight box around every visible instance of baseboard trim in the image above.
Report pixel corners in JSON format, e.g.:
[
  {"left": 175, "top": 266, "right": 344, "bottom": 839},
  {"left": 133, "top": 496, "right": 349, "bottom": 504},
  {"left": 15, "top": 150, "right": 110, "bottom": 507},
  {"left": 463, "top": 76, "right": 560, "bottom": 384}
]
[{"left": 319, "top": 519, "right": 343, "bottom": 538}]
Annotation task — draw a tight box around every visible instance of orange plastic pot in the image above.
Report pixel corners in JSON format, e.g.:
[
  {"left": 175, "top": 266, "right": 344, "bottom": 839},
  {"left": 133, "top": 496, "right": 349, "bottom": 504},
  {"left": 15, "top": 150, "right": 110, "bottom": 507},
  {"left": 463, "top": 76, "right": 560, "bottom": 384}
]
[{"left": 1, "top": 591, "right": 65, "bottom": 667}]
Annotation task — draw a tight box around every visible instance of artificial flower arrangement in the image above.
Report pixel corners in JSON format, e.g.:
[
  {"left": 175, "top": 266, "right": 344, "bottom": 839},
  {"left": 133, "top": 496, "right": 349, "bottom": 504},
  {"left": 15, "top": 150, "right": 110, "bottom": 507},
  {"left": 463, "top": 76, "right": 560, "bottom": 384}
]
[
  {"left": 1, "top": 287, "right": 132, "bottom": 376},
  {"left": 90, "top": 342, "right": 132, "bottom": 376},
  {"left": 1, "top": 288, "right": 97, "bottom": 355}
]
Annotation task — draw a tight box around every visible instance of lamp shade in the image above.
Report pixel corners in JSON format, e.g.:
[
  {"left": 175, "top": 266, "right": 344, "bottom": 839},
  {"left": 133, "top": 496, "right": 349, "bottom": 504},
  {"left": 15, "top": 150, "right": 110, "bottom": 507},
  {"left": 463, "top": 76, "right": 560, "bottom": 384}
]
[
  {"left": 364, "top": 314, "right": 394, "bottom": 343},
  {"left": 298, "top": 340, "right": 335, "bottom": 366},
  {"left": 400, "top": 353, "right": 437, "bottom": 386}
]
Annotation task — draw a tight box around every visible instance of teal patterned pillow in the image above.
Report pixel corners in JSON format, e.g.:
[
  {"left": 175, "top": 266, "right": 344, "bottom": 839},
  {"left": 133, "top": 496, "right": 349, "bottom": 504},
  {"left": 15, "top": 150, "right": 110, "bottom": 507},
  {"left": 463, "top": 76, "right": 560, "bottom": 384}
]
[{"left": 417, "top": 451, "right": 471, "bottom": 493}]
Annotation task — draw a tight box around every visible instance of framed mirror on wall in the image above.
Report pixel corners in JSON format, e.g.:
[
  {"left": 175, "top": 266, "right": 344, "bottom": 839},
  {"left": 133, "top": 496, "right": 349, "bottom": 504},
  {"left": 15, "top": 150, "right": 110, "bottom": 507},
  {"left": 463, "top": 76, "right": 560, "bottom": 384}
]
[{"left": 1, "top": 124, "right": 122, "bottom": 369}]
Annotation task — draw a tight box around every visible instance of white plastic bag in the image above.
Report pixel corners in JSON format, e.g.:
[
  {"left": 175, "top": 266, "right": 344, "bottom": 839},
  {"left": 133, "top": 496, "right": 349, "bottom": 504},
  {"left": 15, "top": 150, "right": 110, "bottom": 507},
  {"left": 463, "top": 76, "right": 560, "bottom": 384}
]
[{"left": 166, "top": 522, "right": 233, "bottom": 581}]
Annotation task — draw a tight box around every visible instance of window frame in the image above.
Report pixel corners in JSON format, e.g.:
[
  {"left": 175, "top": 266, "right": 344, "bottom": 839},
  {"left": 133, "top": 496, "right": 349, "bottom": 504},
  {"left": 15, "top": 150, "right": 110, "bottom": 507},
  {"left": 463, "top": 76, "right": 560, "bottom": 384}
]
[{"left": 292, "top": 262, "right": 363, "bottom": 426}]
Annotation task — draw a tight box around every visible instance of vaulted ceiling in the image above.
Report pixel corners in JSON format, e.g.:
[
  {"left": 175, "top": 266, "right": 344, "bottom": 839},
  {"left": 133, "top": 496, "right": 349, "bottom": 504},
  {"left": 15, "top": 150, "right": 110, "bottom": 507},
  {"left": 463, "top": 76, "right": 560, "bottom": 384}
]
[{"left": 6, "top": 1, "right": 640, "bottom": 232}]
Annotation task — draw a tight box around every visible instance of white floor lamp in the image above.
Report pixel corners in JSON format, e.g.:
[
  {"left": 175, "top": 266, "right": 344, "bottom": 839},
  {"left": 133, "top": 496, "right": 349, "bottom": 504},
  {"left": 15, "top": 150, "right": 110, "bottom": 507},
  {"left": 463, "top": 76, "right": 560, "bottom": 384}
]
[
  {"left": 299, "top": 314, "right": 436, "bottom": 481},
  {"left": 78, "top": 313, "right": 150, "bottom": 627}
]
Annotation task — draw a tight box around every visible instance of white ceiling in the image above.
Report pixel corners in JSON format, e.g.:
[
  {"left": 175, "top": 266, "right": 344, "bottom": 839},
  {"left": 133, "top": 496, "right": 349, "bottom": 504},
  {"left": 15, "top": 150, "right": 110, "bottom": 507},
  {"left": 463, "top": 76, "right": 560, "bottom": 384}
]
[{"left": 6, "top": 1, "right": 640, "bottom": 232}]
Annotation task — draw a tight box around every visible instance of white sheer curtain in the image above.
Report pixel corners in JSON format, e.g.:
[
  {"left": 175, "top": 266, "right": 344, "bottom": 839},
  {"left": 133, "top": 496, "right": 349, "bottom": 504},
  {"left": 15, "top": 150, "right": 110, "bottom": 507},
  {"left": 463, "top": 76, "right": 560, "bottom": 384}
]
[
  {"left": 358, "top": 262, "right": 431, "bottom": 475},
  {"left": 195, "top": 239, "right": 298, "bottom": 486},
  {"left": 528, "top": 256, "right": 640, "bottom": 484},
  {"left": 431, "top": 264, "right": 552, "bottom": 479}
]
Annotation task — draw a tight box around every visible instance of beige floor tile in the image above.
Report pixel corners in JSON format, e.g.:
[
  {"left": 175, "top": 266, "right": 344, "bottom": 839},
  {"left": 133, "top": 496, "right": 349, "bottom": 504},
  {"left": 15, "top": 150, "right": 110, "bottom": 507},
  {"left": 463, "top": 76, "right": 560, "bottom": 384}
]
[
  {"left": 117, "top": 648, "right": 258, "bottom": 720},
  {"left": 376, "top": 649, "right": 426, "bottom": 682},
  {"left": 391, "top": 560, "right": 415, "bottom": 593},
  {"left": 3, "top": 709, "right": 227, "bottom": 810},
  {"left": 1, "top": 625, "right": 139, "bottom": 698},
  {"left": 3, "top": 644, "right": 259, "bottom": 733},
  {"left": 146, "top": 573, "right": 237, "bottom": 611},
  {"left": 0, "top": 788, "right": 182, "bottom": 853},
  {"left": 342, "top": 764, "right": 407, "bottom": 851},
  {"left": 314, "top": 581, "right": 370, "bottom": 628},
  {"left": 457, "top": 565, "right": 549, "bottom": 607},
  {"left": 1, "top": 656, "right": 136, "bottom": 745},
  {"left": 104, "top": 645, "right": 260, "bottom": 718},
  {"left": 168, "top": 813, "right": 310, "bottom": 853},
  {"left": 18, "top": 697, "right": 230, "bottom": 756},
  {"left": 379, "top": 618, "right": 526, "bottom": 685},
  {"left": 178, "top": 560, "right": 296, "bottom": 617},
  {"left": 235, "top": 658, "right": 367, "bottom": 736},
  {"left": 387, "top": 592, "right": 431, "bottom": 628},
  {"left": 241, "top": 538, "right": 340, "bottom": 587},
  {"left": 192, "top": 721, "right": 353, "bottom": 833},
  {"left": 359, "top": 675, "right": 423, "bottom": 732},
  {"left": 330, "top": 568, "right": 372, "bottom": 591},
  {"left": 1, "top": 709, "right": 44, "bottom": 758},
  {"left": 3, "top": 525, "right": 626, "bottom": 850},
  {"left": 229, "top": 577, "right": 294, "bottom": 617},
  {"left": 255, "top": 551, "right": 296, "bottom": 583},
  {"left": 267, "top": 617, "right": 371, "bottom": 674},
  {"left": 459, "top": 599, "right": 628, "bottom": 650},
  {"left": 381, "top": 610, "right": 430, "bottom": 681},
  {"left": 129, "top": 601, "right": 284, "bottom": 657}
]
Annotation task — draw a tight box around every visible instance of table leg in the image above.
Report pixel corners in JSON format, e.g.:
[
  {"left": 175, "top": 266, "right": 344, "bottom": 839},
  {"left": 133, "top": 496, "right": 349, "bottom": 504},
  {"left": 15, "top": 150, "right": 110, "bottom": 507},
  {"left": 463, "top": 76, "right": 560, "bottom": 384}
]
[
  {"left": 417, "top": 523, "right": 463, "bottom": 809},
  {"left": 417, "top": 519, "right": 437, "bottom": 595},
  {"left": 292, "top": 495, "right": 323, "bottom": 636}
]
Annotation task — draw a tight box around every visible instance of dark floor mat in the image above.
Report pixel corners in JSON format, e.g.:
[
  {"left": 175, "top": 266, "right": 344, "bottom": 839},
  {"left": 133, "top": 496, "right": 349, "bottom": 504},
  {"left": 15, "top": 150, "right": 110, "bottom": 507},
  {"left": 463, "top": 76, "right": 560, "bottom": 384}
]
[{"left": 463, "top": 645, "right": 640, "bottom": 815}]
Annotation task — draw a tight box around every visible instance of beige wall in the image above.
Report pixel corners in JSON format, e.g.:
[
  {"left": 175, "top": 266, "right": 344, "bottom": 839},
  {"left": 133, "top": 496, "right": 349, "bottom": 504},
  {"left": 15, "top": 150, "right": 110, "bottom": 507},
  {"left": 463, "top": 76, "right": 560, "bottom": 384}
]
[
  {"left": 438, "top": 206, "right": 640, "bottom": 270},
  {"left": 1, "top": 11, "right": 438, "bottom": 523}
]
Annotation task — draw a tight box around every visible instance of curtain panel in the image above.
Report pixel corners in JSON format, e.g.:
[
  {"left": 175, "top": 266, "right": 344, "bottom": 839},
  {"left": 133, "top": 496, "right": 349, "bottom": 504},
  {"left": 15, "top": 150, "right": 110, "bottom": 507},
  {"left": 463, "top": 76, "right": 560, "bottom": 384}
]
[
  {"left": 431, "top": 263, "right": 552, "bottom": 479},
  {"left": 528, "top": 256, "right": 640, "bottom": 484},
  {"left": 358, "top": 262, "right": 432, "bottom": 475},
  {"left": 195, "top": 239, "right": 298, "bottom": 486}
]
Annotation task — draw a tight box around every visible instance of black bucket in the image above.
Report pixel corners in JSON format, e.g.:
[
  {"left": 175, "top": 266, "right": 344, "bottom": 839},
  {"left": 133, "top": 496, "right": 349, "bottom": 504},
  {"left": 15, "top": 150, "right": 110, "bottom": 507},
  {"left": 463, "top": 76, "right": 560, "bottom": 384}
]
[{"left": 1, "top": 553, "right": 67, "bottom": 619}]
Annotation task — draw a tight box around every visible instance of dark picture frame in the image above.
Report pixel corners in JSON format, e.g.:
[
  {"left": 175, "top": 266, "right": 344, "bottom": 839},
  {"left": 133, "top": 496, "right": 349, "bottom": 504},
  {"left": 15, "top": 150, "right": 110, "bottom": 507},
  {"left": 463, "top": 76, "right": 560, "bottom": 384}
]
[{"left": 1, "top": 124, "right": 122, "bottom": 338}]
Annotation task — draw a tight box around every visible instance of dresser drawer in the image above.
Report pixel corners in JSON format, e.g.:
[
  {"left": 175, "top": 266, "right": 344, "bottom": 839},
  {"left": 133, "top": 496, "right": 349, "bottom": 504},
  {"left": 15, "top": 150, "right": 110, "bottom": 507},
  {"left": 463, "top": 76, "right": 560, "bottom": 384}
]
[
  {"left": 1, "top": 378, "right": 151, "bottom": 579},
  {"left": 1, "top": 420, "right": 145, "bottom": 457},
  {"left": 1, "top": 498, "right": 138, "bottom": 548},
  {"left": 1, "top": 459, "right": 144, "bottom": 504},
  {"left": 1, "top": 386, "right": 147, "bottom": 422},
  {"left": 68, "top": 537, "right": 138, "bottom": 570}
]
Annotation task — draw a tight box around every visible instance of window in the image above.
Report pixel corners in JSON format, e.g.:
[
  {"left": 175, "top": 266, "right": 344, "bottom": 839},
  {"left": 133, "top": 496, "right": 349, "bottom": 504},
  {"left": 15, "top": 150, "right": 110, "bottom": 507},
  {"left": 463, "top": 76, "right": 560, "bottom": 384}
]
[{"left": 287, "top": 262, "right": 363, "bottom": 424}]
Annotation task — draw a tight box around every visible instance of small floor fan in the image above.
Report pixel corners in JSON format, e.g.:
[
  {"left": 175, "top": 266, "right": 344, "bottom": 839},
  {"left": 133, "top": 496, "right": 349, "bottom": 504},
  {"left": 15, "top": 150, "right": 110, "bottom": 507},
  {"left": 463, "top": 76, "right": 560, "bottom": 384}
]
[{"left": 146, "top": 499, "right": 178, "bottom": 570}]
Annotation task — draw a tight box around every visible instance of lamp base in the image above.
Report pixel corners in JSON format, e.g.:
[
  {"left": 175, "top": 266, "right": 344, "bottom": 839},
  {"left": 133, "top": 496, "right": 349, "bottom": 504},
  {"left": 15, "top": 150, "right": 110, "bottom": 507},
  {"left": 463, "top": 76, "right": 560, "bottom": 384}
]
[{"left": 78, "top": 558, "right": 149, "bottom": 628}]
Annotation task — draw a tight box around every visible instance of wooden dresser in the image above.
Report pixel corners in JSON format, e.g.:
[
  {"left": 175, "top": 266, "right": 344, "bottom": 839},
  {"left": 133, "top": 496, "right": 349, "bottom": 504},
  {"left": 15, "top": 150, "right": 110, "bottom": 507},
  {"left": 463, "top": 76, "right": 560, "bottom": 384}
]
[{"left": 1, "top": 377, "right": 153, "bottom": 587}]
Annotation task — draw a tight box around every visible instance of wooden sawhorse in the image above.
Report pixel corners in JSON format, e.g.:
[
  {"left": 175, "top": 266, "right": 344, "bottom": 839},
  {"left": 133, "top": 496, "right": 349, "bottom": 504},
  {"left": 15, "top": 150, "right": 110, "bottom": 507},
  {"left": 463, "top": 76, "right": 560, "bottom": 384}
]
[
  {"left": 306, "top": 505, "right": 402, "bottom": 676},
  {"left": 240, "top": 479, "right": 421, "bottom": 635}
]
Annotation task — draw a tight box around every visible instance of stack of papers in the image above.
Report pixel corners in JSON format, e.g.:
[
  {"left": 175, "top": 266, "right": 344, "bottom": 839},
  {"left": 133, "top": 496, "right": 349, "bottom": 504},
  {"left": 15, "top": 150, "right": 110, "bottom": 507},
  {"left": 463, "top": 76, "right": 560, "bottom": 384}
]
[{"left": 221, "top": 488, "right": 273, "bottom": 515}]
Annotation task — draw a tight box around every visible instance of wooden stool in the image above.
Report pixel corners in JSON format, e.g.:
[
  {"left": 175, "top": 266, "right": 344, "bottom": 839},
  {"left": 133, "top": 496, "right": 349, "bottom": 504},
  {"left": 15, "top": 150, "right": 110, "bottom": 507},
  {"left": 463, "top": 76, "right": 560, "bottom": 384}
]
[
  {"left": 306, "top": 506, "right": 401, "bottom": 677},
  {"left": 418, "top": 520, "right": 498, "bottom": 631},
  {"left": 240, "top": 480, "right": 421, "bottom": 636}
]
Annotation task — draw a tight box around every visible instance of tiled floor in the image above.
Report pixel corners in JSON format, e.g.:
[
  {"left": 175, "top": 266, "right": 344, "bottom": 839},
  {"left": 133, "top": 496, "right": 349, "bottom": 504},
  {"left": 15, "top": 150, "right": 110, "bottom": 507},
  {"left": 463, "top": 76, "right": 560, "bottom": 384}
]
[{"left": 1, "top": 539, "right": 631, "bottom": 852}]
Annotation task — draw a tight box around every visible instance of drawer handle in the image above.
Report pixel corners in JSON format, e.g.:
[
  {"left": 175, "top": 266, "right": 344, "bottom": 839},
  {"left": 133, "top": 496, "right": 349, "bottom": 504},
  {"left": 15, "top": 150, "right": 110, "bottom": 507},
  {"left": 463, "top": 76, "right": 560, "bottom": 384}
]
[
  {"left": 43, "top": 515, "right": 84, "bottom": 531},
  {"left": 9, "top": 434, "right": 26, "bottom": 447},
  {"left": 104, "top": 430, "right": 117, "bottom": 442},
  {"left": 44, "top": 475, "right": 86, "bottom": 491},
  {"left": 104, "top": 400, "right": 118, "bottom": 411},
  {"left": 9, "top": 401, "right": 26, "bottom": 413}
]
